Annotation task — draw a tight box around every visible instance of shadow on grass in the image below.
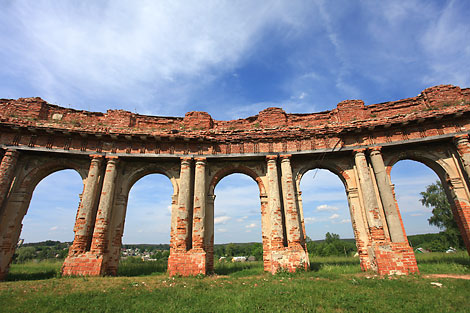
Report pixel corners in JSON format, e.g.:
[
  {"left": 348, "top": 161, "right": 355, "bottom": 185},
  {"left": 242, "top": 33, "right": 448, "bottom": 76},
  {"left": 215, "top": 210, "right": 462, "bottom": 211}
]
[
  {"left": 416, "top": 254, "right": 470, "bottom": 266},
  {"left": 117, "top": 260, "right": 168, "bottom": 277},
  {"left": 214, "top": 261, "right": 264, "bottom": 276},
  {"left": 6, "top": 270, "right": 59, "bottom": 281},
  {"left": 309, "top": 258, "right": 361, "bottom": 272}
]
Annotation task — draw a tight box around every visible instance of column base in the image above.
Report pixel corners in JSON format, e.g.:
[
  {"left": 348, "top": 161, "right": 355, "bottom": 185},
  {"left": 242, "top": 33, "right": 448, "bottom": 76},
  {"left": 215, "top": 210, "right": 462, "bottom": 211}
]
[
  {"left": 62, "top": 252, "right": 109, "bottom": 276},
  {"left": 268, "top": 244, "right": 309, "bottom": 274},
  {"left": 373, "top": 242, "right": 419, "bottom": 275},
  {"left": 168, "top": 249, "right": 207, "bottom": 276}
]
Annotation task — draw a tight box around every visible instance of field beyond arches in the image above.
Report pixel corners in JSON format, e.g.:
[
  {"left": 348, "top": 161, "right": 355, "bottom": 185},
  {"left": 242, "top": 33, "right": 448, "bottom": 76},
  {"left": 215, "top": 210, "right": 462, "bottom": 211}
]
[{"left": 1, "top": 252, "right": 469, "bottom": 312}]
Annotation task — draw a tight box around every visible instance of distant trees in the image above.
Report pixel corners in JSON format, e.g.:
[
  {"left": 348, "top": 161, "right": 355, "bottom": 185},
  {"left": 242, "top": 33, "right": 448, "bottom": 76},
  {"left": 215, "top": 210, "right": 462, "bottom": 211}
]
[
  {"left": 306, "top": 233, "right": 356, "bottom": 257},
  {"left": 12, "top": 241, "right": 70, "bottom": 263},
  {"left": 419, "top": 181, "right": 464, "bottom": 251}
]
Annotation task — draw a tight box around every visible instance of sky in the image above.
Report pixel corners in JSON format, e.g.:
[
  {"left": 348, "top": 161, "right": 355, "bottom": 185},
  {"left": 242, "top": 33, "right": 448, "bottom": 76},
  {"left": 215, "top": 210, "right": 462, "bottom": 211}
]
[{"left": 2, "top": 1, "right": 468, "bottom": 243}]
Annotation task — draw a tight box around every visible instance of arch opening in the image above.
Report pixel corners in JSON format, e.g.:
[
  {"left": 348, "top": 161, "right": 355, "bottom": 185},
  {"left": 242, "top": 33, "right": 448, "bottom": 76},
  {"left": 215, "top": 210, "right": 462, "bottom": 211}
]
[
  {"left": 118, "top": 173, "right": 174, "bottom": 275},
  {"left": 299, "top": 168, "right": 357, "bottom": 257},
  {"left": 8, "top": 169, "right": 83, "bottom": 278},
  {"left": 390, "top": 159, "right": 463, "bottom": 252},
  {"left": 212, "top": 173, "right": 264, "bottom": 272}
]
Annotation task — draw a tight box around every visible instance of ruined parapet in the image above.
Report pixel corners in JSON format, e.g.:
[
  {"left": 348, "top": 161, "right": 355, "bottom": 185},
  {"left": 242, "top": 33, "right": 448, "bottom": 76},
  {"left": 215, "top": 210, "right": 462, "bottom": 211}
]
[{"left": 183, "top": 111, "right": 214, "bottom": 130}]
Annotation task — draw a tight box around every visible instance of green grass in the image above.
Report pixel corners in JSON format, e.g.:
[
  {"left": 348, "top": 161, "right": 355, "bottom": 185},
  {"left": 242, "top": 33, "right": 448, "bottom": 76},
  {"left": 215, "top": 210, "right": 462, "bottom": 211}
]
[
  {"left": 415, "top": 251, "right": 470, "bottom": 274},
  {"left": 2, "top": 253, "right": 469, "bottom": 312}
]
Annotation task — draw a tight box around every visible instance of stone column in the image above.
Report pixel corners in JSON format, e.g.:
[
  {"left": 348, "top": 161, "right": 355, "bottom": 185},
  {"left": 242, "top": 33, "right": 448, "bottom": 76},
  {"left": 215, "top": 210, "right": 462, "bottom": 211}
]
[
  {"left": 176, "top": 157, "right": 193, "bottom": 251},
  {"left": 192, "top": 157, "right": 206, "bottom": 250},
  {"left": 369, "top": 147, "right": 406, "bottom": 242},
  {"left": 0, "top": 149, "right": 19, "bottom": 209},
  {"left": 296, "top": 190, "right": 307, "bottom": 244},
  {"left": 445, "top": 176, "right": 470, "bottom": 255},
  {"left": 354, "top": 149, "right": 384, "bottom": 239},
  {"left": 280, "top": 155, "right": 302, "bottom": 246},
  {"left": 205, "top": 194, "right": 215, "bottom": 272},
  {"left": 266, "top": 155, "right": 285, "bottom": 249},
  {"left": 260, "top": 193, "right": 271, "bottom": 271},
  {"left": 69, "top": 155, "right": 103, "bottom": 254},
  {"left": 346, "top": 185, "right": 373, "bottom": 271},
  {"left": 454, "top": 135, "right": 470, "bottom": 178},
  {"left": 0, "top": 188, "right": 32, "bottom": 281},
  {"left": 90, "top": 157, "right": 118, "bottom": 255}
]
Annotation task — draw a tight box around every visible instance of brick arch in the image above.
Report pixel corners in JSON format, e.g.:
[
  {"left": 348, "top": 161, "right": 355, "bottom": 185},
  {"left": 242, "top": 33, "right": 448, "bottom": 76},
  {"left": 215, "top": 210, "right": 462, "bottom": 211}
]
[
  {"left": 384, "top": 150, "right": 450, "bottom": 182},
  {"left": 208, "top": 165, "right": 266, "bottom": 196},
  {"left": 121, "top": 165, "right": 178, "bottom": 197},
  {"left": 18, "top": 158, "right": 88, "bottom": 193},
  {"left": 295, "top": 162, "right": 350, "bottom": 191}
]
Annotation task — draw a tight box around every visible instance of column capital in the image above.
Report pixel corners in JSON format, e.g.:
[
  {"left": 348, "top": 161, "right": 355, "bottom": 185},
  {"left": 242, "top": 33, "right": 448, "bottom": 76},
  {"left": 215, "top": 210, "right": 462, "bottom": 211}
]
[
  {"left": 454, "top": 134, "right": 469, "bottom": 145},
  {"left": 194, "top": 157, "right": 207, "bottom": 164},
  {"left": 280, "top": 154, "right": 292, "bottom": 159},
  {"left": 5, "top": 148, "right": 18, "bottom": 153},
  {"left": 180, "top": 156, "right": 193, "bottom": 163},
  {"left": 3, "top": 148, "right": 19, "bottom": 157},
  {"left": 90, "top": 154, "right": 104, "bottom": 159},
  {"left": 353, "top": 148, "right": 366, "bottom": 155},
  {"left": 369, "top": 146, "right": 382, "bottom": 152},
  {"left": 266, "top": 154, "right": 278, "bottom": 161},
  {"left": 105, "top": 155, "right": 118, "bottom": 165}
]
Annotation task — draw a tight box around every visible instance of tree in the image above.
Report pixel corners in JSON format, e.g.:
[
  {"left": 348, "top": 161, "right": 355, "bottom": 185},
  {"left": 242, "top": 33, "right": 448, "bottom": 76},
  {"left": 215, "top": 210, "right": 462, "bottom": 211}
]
[{"left": 420, "top": 181, "right": 464, "bottom": 249}]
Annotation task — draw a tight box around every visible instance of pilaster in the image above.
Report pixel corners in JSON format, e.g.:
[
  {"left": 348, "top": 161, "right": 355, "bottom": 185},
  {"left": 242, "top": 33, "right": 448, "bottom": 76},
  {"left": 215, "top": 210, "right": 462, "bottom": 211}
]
[
  {"left": 454, "top": 134, "right": 470, "bottom": 178},
  {"left": 353, "top": 149, "right": 384, "bottom": 239},
  {"left": 90, "top": 157, "right": 118, "bottom": 256},
  {"left": 0, "top": 149, "right": 19, "bottom": 210},
  {"left": 266, "top": 155, "right": 284, "bottom": 249},
  {"left": 192, "top": 157, "right": 207, "bottom": 250},
  {"left": 68, "top": 155, "right": 103, "bottom": 254},
  {"left": 280, "top": 155, "right": 302, "bottom": 246},
  {"left": 369, "top": 147, "right": 406, "bottom": 242},
  {"left": 175, "top": 157, "right": 193, "bottom": 252}
]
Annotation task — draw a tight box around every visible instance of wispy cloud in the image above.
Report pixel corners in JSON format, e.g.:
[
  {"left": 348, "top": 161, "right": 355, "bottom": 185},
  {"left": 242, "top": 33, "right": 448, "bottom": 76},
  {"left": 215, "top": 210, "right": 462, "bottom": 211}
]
[
  {"left": 215, "top": 216, "right": 232, "bottom": 225},
  {"left": 0, "top": 1, "right": 312, "bottom": 116},
  {"left": 329, "top": 213, "right": 340, "bottom": 220},
  {"left": 316, "top": 204, "right": 339, "bottom": 212}
]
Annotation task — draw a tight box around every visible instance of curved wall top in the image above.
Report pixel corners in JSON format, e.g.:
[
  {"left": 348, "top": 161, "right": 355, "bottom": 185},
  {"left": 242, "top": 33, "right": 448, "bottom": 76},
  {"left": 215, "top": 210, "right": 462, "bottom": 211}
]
[{"left": 1, "top": 84, "right": 469, "bottom": 157}]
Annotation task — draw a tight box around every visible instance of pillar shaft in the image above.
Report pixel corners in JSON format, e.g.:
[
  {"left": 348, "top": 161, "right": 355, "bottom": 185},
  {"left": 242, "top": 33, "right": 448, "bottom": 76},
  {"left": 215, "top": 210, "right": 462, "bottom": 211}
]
[
  {"left": 455, "top": 135, "right": 470, "bottom": 178},
  {"left": 192, "top": 158, "right": 206, "bottom": 250},
  {"left": 280, "top": 155, "right": 302, "bottom": 246},
  {"left": 0, "top": 149, "right": 19, "bottom": 210},
  {"left": 369, "top": 148, "right": 406, "bottom": 242},
  {"left": 354, "top": 149, "right": 384, "bottom": 239},
  {"left": 205, "top": 194, "right": 215, "bottom": 272},
  {"left": 70, "top": 155, "right": 103, "bottom": 254},
  {"left": 176, "top": 157, "right": 193, "bottom": 251},
  {"left": 90, "top": 157, "right": 118, "bottom": 254},
  {"left": 267, "top": 155, "right": 285, "bottom": 249}
]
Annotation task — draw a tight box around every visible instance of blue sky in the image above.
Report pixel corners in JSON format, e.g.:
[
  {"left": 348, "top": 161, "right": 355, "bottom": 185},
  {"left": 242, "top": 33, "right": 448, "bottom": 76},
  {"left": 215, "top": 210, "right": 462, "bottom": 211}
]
[{"left": 2, "top": 1, "right": 468, "bottom": 243}]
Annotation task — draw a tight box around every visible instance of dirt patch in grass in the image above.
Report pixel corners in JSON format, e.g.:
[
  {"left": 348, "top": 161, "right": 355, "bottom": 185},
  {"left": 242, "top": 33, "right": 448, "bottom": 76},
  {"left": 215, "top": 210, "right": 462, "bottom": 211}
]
[{"left": 424, "top": 274, "right": 470, "bottom": 280}]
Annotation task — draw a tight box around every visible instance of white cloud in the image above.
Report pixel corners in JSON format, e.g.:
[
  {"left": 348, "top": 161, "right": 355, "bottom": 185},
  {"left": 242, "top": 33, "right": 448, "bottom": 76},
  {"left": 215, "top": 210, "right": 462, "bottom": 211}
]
[
  {"left": 0, "top": 1, "right": 312, "bottom": 115},
  {"left": 214, "top": 216, "right": 232, "bottom": 225},
  {"left": 304, "top": 217, "right": 317, "bottom": 224},
  {"left": 217, "top": 228, "right": 228, "bottom": 233},
  {"left": 245, "top": 223, "right": 256, "bottom": 229},
  {"left": 329, "top": 213, "right": 340, "bottom": 220},
  {"left": 316, "top": 204, "right": 339, "bottom": 212},
  {"left": 236, "top": 216, "right": 249, "bottom": 222},
  {"left": 49, "top": 226, "right": 58, "bottom": 231},
  {"left": 338, "top": 219, "right": 350, "bottom": 224}
]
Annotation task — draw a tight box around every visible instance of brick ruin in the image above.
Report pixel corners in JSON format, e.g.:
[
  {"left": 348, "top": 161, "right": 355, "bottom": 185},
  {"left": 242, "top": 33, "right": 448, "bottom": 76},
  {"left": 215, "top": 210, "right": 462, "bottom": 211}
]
[{"left": 0, "top": 84, "right": 470, "bottom": 279}]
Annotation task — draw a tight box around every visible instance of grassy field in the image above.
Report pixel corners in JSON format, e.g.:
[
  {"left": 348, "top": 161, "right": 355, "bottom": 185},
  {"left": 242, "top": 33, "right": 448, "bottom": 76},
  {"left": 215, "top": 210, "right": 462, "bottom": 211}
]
[{"left": 1, "top": 252, "right": 469, "bottom": 312}]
